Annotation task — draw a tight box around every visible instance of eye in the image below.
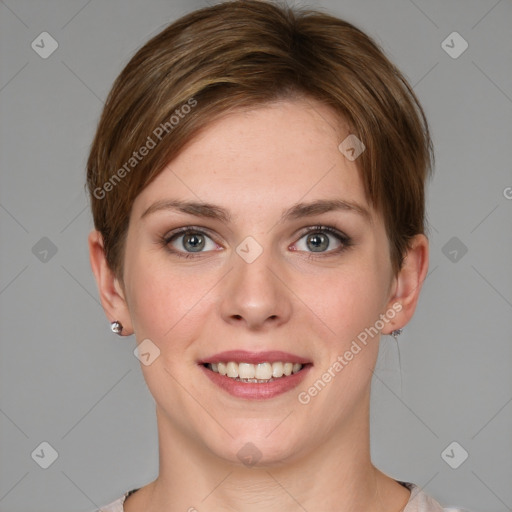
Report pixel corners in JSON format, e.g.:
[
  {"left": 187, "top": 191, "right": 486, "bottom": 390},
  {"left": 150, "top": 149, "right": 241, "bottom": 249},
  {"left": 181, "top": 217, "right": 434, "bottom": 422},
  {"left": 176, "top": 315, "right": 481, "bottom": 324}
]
[
  {"left": 293, "top": 225, "right": 351, "bottom": 254},
  {"left": 160, "top": 224, "right": 352, "bottom": 259},
  {"left": 163, "top": 228, "right": 219, "bottom": 258}
]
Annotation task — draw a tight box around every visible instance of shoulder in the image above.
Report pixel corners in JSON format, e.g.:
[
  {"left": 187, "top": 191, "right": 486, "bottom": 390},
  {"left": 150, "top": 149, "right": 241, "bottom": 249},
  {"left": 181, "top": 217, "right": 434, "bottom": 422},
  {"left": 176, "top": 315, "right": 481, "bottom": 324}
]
[
  {"left": 400, "top": 481, "right": 469, "bottom": 512},
  {"left": 93, "top": 488, "right": 139, "bottom": 512}
]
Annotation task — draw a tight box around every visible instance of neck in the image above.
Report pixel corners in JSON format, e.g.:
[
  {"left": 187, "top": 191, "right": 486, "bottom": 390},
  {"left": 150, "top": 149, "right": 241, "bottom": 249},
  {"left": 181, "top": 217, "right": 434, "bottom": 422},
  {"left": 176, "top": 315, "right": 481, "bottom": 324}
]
[{"left": 127, "top": 391, "right": 410, "bottom": 512}]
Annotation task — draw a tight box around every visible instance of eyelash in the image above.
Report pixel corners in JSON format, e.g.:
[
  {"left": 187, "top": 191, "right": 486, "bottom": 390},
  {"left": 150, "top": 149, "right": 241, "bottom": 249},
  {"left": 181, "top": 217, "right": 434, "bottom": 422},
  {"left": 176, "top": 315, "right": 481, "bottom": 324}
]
[{"left": 159, "top": 225, "right": 353, "bottom": 260}]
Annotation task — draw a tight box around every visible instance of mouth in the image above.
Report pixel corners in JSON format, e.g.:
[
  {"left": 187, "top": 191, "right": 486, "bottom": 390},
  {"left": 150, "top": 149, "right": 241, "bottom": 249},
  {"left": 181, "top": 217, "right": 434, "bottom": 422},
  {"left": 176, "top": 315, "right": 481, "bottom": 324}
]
[
  {"left": 203, "top": 361, "right": 305, "bottom": 383},
  {"left": 198, "top": 350, "right": 312, "bottom": 399}
]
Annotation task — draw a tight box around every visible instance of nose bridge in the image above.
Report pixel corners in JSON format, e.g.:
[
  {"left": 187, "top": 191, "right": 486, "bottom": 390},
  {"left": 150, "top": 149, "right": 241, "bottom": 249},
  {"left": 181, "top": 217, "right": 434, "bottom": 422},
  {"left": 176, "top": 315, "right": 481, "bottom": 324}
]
[{"left": 219, "top": 238, "right": 291, "bottom": 328}]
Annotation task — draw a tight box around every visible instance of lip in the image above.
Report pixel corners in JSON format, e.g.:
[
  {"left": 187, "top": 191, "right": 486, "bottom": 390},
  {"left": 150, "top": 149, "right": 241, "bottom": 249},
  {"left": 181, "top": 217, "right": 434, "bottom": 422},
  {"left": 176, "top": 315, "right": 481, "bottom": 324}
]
[
  {"left": 198, "top": 350, "right": 311, "bottom": 365},
  {"left": 198, "top": 351, "right": 313, "bottom": 400},
  {"left": 199, "top": 362, "right": 312, "bottom": 400}
]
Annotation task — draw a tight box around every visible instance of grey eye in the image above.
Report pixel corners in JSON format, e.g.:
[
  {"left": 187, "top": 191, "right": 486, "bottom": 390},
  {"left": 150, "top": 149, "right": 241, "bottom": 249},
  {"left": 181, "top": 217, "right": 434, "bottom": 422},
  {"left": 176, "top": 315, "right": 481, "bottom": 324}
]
[
  {"left": 168, "top": 231, "right": 217, "bottom": 253},
  {"left": 295, "top": 231, "right": 343, "bottom": 253}
]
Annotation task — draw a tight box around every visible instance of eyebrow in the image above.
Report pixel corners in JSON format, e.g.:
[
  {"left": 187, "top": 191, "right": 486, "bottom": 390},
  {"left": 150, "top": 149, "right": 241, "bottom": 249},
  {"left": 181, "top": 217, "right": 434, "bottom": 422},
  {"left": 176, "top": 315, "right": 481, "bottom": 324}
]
[{"left": 140, "top": 198, "right": 371, "bottom": 224}]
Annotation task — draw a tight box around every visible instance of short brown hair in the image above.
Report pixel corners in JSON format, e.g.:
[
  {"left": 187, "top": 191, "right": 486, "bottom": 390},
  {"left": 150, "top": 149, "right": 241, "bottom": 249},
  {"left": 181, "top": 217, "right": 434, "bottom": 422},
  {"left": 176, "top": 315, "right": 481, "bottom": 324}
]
[{"left": 86, "top": 0, "right": 433, "bottom": 281}]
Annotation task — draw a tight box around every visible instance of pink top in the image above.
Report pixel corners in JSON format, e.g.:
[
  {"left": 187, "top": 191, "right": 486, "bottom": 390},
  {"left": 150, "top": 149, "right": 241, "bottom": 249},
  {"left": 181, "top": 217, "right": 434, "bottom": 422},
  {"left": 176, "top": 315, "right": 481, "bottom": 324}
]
[{"left": 95, "top": 481, "right": 468, "bottom": 511}]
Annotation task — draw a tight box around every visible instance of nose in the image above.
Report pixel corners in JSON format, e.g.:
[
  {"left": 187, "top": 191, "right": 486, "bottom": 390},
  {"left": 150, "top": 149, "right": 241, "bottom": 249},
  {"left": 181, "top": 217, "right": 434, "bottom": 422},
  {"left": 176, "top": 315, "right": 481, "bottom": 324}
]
[{"left": 219, "top": 244, "right": 293, "bottom": 331}]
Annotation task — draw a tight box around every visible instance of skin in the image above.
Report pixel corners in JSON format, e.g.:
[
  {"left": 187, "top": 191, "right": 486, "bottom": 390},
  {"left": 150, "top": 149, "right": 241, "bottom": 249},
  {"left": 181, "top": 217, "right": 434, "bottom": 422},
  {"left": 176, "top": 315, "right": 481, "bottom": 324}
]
[{"left": 89, "top": 97, "right": 429, "bottom": 512}]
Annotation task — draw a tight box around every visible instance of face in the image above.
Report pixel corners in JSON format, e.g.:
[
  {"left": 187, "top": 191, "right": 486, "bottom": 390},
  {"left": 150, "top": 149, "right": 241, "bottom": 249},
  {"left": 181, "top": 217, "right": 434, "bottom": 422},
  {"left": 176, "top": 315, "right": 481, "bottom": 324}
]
[{"left": 111, "top": 98, "right": 408, "bottom": 466}]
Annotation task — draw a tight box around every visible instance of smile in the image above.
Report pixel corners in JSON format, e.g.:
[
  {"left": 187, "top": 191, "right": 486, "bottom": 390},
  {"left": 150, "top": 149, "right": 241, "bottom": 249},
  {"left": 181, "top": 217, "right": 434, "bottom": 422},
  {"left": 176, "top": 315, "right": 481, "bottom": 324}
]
[
  {"left": 205, "top": 361, "right": 303, "bottom": 382},
  {"left": 199, "top": 351, "right": 312, "bottom": 399}
]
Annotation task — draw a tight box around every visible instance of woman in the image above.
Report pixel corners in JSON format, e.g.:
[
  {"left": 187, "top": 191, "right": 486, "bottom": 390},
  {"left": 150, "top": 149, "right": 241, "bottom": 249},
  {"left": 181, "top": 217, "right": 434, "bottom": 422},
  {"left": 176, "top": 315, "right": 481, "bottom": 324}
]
[{"left": 86, "top": 1, "right": 461, "bottom": 510}]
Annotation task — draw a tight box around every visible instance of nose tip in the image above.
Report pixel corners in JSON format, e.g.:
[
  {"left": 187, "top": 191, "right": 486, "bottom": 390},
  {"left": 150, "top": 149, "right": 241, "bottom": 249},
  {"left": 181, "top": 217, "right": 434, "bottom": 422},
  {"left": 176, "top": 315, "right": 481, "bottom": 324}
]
[{"left": 220, "top": 255, "right": 292, "bottom": 330}]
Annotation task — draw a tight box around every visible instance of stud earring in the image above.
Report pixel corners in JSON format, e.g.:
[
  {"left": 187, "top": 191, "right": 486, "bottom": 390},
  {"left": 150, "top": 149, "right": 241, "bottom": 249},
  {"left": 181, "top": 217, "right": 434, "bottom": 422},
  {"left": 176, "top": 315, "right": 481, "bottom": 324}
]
[
  {"left": 111, "top": 321, "right": 123, "bottom": 335},
  {"left": 390, "top": 328, "right": 403, "bottom": 338}
]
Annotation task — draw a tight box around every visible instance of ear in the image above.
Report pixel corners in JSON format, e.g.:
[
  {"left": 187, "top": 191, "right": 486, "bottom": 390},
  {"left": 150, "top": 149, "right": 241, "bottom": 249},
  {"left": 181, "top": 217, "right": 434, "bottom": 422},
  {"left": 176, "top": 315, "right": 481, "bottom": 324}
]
[
  {"left": 88, "top": 229, "right": 134, "bottom": 335},
  {"left": 382, "top": 234, "right": 429, "bottom": 335}
]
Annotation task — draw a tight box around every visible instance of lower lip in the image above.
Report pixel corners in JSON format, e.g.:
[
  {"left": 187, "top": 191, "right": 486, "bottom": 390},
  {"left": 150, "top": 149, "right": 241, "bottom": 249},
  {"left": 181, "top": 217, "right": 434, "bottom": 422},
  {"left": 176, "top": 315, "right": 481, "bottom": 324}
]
[{"left": 199, "top": 364, "right": 312, "bottom": 400}]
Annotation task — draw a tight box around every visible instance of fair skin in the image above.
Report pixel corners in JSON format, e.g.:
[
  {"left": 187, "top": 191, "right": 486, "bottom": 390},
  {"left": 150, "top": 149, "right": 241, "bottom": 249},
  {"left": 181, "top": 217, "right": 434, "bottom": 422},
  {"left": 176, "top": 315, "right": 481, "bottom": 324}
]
[{"left": 89, "top": 98, "right": 429, "bottom": 512}]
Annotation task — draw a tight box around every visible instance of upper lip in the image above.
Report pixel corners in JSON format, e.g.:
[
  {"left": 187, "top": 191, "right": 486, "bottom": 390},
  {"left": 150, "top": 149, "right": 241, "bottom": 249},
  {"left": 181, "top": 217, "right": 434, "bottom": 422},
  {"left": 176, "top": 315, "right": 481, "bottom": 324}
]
[{"left": 198, "top": 350, "right": 311, "bottom": 365}]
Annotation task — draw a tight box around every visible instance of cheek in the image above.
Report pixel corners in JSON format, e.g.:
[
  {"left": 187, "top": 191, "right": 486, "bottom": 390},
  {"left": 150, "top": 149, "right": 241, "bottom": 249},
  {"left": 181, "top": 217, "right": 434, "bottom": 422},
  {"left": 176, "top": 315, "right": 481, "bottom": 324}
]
[
  {"left": 300, "top": 263, "right": 389, "bottom": 344},
  {"left": 126, "top": 253, "right": 188, "bottom": 341},
  {"left": 126, "top": 253, "right": 217, "bottom": 352}
]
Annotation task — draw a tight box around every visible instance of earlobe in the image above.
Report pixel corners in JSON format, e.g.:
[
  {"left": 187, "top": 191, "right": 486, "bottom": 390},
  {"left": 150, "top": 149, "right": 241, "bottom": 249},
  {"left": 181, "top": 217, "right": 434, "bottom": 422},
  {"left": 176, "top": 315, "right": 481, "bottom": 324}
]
[
  {"left": 87, "top": 229, "right": 133, "bottom": 335},
  {"left": 382, "top": 234, "right": 429, "bottom": 335}
]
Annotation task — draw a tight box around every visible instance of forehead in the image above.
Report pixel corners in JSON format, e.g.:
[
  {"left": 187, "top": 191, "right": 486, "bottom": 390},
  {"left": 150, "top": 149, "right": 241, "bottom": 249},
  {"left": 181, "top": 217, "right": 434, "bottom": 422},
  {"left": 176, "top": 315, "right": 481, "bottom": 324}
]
[{"left": 132, "top": 98, "right": 371, "bottom": 221}]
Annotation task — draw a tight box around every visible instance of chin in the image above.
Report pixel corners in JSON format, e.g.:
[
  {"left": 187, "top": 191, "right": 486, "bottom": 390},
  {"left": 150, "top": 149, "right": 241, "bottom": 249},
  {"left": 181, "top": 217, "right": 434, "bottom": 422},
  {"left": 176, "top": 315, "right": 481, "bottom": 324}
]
[{"left": 204, "top": 425, "right": 304, "bottom": 469}]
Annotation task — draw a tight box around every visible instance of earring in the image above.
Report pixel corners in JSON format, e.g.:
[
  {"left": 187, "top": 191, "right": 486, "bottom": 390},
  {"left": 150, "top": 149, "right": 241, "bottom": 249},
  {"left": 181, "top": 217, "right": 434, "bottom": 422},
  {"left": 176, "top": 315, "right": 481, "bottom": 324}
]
[
  {"left": 391, "top": 328, "right": 403, "bottom": 338},
  {"left": 111, "top": 321, "right": 123, "bottom": 335}
]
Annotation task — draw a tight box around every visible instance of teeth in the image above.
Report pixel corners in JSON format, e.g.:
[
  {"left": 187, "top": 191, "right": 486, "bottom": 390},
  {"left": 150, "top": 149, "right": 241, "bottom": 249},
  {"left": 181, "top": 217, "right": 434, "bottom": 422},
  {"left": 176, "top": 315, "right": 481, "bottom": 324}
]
[
  {"left": 255, "top": 362, "right": 272, "bottom": 380},
  {"left": 218, "top": 362, "right": 227, "bottom": 376},
  {"left": 238, "top": 363, "right": 255, "bottom": 379},
  {"left": 207, "top": 361, "right": 304, "bottom": 381},
  {"left": 272, "top": 362, "right": 284, "bottom": 378},
  {"left": 226, "top": 361, "right": 238, "bottom": 378}
]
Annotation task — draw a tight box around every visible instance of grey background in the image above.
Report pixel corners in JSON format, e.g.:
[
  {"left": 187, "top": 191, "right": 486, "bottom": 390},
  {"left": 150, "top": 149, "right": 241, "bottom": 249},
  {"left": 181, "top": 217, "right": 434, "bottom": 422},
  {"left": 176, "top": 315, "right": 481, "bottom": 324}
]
[{"left": 0, "top": 0, "right": 511, "bottom": 511}]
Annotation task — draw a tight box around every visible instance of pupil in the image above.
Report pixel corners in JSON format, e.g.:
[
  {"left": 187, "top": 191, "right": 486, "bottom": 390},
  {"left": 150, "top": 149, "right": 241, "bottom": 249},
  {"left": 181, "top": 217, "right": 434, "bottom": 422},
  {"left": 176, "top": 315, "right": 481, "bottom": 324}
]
[
  {"left": 184, "top": 233, "right": 205, "bottom": 252},
  {"left": 307, "top": 233, "right": 329, "bottom": 252}
]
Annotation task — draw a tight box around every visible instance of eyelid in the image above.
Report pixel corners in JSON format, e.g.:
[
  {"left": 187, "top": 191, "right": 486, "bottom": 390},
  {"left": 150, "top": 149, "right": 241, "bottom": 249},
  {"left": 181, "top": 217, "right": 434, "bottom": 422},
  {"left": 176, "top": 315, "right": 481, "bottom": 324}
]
[
  {"left": 163, "top": 225, "right": 217, "bottom": 240},
  {"left": 294, "top": 224, "right": 350, "bottom": 240}
]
